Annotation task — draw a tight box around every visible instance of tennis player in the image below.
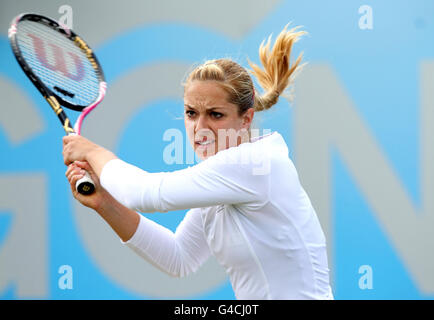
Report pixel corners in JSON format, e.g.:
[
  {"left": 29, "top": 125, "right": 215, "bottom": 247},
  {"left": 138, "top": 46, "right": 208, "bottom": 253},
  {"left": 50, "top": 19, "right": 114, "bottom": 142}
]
[{"left": 63, "top": 25, "right": 333, "bottom": 300}]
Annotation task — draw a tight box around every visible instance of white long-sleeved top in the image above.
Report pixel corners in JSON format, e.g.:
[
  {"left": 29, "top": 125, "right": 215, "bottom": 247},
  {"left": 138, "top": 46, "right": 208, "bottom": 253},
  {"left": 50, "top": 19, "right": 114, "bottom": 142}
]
[{"left": 100, "top": 132, "right": 333, "bottom": 299}]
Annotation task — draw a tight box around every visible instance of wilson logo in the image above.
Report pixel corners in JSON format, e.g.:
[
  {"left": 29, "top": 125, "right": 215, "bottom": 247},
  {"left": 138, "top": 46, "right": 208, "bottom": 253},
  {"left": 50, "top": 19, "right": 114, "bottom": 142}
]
[{"left": 27, "top": 33, "right": 85, "bottom": 81}]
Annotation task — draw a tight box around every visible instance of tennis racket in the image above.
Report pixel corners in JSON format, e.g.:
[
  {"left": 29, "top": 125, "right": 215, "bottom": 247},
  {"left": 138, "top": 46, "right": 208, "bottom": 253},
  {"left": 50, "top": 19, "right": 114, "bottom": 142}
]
[{"left": 8, "top": 13, "right": 106, "bottom": 195}]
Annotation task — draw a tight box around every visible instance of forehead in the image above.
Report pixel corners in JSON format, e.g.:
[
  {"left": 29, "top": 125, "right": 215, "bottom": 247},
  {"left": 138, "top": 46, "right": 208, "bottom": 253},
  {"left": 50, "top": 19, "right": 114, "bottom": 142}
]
[{"left": 184, "top": 81, "right": 232, "bottom": 109}]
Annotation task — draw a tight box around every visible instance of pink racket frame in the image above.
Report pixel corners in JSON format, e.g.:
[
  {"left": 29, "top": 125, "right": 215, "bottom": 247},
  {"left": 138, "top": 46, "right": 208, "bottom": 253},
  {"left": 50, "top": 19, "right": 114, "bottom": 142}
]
[{"left": 74, "top": 81, "right": 107, "bottom": 135}]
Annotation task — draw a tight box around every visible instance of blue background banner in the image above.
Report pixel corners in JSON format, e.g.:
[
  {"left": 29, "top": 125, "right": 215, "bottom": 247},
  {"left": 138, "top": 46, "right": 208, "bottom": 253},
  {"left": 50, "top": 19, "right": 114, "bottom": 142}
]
[{"left": 0, "top": 0, "right": 433, "bottom": 299}]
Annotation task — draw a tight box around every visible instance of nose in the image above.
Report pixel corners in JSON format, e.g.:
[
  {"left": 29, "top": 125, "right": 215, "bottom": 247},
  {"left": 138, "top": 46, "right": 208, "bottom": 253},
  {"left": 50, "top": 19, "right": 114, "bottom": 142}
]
[
  {"left": 195, "top": 114, "right": 209, "bottom": 132},
  {"left": 193, "top": 114, "right": 215, "bottom": 142}
]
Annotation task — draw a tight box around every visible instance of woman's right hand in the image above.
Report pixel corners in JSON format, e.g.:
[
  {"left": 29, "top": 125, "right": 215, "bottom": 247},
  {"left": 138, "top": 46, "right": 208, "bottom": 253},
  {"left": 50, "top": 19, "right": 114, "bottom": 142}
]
[{"left": 65, "top": 160, "right": 107, "bottom": 211}]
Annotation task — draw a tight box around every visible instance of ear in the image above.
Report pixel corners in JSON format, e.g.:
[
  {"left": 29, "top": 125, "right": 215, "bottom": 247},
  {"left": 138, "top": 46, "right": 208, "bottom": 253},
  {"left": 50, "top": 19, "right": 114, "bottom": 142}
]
[{"left": 242, "top": 108, "right": 255, "bottom": 128}]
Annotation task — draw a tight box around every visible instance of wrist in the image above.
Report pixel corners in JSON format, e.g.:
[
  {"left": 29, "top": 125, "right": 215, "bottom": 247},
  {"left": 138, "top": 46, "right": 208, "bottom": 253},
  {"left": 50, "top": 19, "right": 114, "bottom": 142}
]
[
  {"left": 94, "top": 187, "right": 117, "bottom": 213},
  {"left": 86, "top": 146, "right": 117, "bottom": 178},
  {"left": 85, "top": 144, "right": 104, "bottom": 162}
]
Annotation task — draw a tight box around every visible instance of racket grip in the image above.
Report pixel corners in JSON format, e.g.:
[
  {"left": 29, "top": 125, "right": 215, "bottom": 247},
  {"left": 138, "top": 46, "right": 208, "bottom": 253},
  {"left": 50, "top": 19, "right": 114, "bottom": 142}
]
[
  {"left": 66, "top": 133, "right": 95, "bottom": 195},
  {"left": 76, "top": 170, "right": 95, "bottom": 195}
]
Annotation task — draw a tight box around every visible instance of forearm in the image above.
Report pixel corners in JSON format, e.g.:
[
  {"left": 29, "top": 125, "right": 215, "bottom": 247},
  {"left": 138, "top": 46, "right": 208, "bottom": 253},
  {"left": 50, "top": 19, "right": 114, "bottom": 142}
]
[{"left": 95, "top": 189, "right": 140, "bottom": 242}]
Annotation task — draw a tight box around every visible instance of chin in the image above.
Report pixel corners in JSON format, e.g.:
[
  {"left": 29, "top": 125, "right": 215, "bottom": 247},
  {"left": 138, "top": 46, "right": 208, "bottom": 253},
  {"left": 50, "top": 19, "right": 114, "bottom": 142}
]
[{"left": 194, "top": 145, "right": 220, "bottom": 161}]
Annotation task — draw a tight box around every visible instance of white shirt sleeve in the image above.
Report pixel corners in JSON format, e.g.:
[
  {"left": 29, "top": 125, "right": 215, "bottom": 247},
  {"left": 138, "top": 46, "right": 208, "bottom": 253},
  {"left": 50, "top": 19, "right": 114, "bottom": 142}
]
[
  {"left": 100, "top": 146, "right": 270, "bottom": 213},
  {"left": 123, "top": 208, "right": 211, "bottom": 278}
]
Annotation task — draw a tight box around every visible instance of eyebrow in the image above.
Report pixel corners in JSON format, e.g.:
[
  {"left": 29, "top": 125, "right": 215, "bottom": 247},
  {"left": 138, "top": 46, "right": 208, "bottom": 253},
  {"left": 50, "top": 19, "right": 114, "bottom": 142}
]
[{"left": 184, "top": 104, "right": 225, "bottom": 111}]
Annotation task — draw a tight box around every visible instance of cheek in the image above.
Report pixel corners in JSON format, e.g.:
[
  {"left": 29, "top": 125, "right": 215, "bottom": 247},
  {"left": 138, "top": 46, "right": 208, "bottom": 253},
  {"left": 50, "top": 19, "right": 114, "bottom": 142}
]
[
  {"left": 214, "top": 118, "right": 248, "bottom": 148},
  {"left": 184, "top": 118, "right": 195, "bottom": 142},
  {"left": 215, "top": 117, "right": 243, "bottom": 134}
]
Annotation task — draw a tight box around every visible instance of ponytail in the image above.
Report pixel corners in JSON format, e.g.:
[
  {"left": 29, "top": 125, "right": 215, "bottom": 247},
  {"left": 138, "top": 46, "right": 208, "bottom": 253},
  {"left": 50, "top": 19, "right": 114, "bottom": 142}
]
[{"left": 249, "top": 25, "right": 306, "bottom": 112}]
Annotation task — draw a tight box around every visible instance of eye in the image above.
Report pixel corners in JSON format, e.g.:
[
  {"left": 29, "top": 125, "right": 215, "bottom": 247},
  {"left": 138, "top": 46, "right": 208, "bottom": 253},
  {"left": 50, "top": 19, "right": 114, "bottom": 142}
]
[
  {"left": 211, "top": 111, "right": 223, "bottom": 119},
  {"left": 185, "top": 110, "right": 196, "bottom": 118}
]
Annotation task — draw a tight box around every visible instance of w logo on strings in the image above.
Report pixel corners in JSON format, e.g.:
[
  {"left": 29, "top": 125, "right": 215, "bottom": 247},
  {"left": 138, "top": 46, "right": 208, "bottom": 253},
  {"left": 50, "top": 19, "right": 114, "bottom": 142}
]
[{"left": 28, "top": 33, "right": 85, "bottom": 82}]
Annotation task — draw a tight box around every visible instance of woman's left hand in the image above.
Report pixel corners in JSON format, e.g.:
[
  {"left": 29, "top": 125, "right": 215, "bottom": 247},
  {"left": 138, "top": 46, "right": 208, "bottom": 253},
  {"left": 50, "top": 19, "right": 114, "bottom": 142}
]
[{"left": 62, "top": 135, "right": 100, "bottom": 166}]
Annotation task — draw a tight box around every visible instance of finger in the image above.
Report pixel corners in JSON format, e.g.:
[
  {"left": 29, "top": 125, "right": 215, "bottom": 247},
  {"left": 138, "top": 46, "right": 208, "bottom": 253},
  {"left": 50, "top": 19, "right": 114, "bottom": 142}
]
[
  {"left": 65, "top": 165, "right": 75, "bottom": 178},
  {"left": 64, "top": 156, "right": 72, "bottom": 166},
  {"left": 63, "top": 146, "right": 70, "bottom": 165},
  {"left": 63, "top": 135, "right": 73, "bottom": 146},
  {"left": 69, "top": 173, "right": 83, "bottom": 198},
  {"left": 69, "top": 172, "right": 85, "bottom": 188},
  {"left": 63, "top": 146, "right": 74, "bottom": 166},
  {"left": 75, "top": 162, "right": 100, "bottom": 190},
  {"left": 66, "top": 163, "right": 82, "bottom": 178},
  {"left": 67, "top": 167, "right": 84, "bottom": 182},
  {"left": 74, "top": 160, "right": 91, "bottom": 171},
  {"left": 74, "top": 161, "right": 98, "bottom": 183}
]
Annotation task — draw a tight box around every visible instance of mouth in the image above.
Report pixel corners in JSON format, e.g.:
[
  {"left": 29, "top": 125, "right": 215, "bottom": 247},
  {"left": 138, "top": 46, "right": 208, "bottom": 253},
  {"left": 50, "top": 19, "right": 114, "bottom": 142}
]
[{"left": 195, "top": 140, "right": 215, "bottom": 147}]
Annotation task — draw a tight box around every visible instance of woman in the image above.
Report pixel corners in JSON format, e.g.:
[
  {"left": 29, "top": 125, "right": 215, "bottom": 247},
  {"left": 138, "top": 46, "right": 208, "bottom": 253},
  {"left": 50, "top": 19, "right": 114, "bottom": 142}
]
[{"left": 63, "top": 25, "right": 333, "bottom": 300}]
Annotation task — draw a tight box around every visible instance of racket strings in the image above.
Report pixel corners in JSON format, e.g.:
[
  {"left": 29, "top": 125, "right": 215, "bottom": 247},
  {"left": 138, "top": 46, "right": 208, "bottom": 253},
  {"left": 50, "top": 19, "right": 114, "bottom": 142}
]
[{"left": 16, "top": 20, "right": 100, "bottom": 107}]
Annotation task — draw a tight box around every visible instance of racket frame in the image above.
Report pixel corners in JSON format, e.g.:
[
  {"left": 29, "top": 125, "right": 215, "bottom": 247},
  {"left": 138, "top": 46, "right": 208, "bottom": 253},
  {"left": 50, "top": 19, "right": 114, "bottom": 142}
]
[{"left": 8, "top": 13, "right": 107, "bottom": 195}]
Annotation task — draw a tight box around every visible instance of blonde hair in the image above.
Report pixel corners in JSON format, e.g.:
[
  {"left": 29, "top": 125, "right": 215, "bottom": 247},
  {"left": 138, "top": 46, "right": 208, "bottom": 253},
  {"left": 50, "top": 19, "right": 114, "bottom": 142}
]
[{"left": 184, "top": 24, "right": 306, "bottom": 114}]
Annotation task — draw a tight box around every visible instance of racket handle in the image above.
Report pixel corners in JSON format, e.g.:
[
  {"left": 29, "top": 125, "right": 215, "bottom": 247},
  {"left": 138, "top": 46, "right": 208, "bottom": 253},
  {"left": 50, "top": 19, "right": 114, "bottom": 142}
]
[
  {"left": 76, "top": 170, "right": 95, "bottom": 195},
  {"left": 67, "top": 133, "right": 95, "bottom": 195}
]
